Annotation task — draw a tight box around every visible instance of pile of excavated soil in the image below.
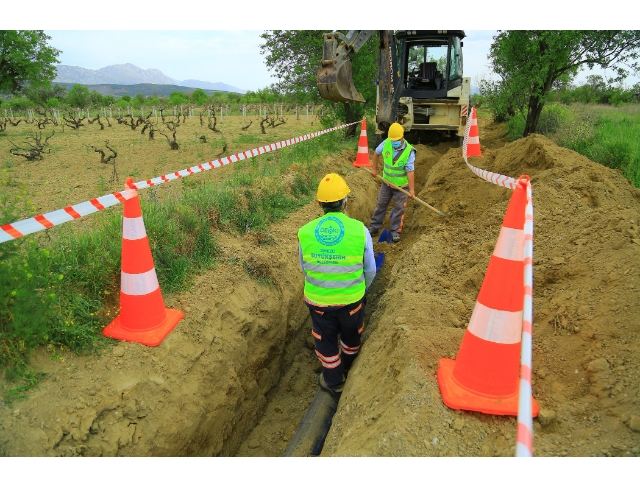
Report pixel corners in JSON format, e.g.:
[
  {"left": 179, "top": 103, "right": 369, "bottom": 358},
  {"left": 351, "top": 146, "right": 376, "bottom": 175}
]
[{"left": 1, "top": 114, "right": 639, "bottom": 459}]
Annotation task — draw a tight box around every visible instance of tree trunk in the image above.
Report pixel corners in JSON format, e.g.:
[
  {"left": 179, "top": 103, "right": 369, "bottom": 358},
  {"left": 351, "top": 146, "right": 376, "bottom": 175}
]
[
  {"left": 343, "top": 102, "right": 356, "bottom": 137},
  {"left": 523, "top": 95, "right": 544, "bottom": 137}
]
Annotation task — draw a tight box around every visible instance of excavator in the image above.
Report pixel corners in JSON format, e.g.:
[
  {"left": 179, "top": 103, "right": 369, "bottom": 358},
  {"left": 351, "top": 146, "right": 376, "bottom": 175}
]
[{"left": 317, "top": 30, "right": 471, "bottom": 145}]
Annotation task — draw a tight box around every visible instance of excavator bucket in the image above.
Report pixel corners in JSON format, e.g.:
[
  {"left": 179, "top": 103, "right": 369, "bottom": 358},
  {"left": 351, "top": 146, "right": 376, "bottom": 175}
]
[{"left": 317, "top": 33, "right": 365, "bottom": 103}]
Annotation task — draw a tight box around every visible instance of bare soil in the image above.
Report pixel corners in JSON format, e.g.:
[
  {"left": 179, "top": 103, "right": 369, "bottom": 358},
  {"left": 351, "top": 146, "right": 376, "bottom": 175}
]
[{"left": 1, "top": 113, "right": 640, "bottom": 458}]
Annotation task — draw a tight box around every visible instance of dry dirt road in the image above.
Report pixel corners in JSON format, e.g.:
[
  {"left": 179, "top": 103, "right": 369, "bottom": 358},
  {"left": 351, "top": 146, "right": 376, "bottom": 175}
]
[{"left": 1, "top": 114, "right": 639, "bottom": 471}]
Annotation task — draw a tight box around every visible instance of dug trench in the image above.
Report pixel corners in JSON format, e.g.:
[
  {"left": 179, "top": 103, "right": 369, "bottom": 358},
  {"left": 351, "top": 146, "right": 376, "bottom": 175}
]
[{"left": 1, "top": 116, "right": 640, "bottom": 457}]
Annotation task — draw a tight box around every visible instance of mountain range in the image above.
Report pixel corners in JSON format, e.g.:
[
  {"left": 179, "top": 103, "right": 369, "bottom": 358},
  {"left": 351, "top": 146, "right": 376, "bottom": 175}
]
[{"left": 53, "top": 63, "right": 246, "bottom": 94}]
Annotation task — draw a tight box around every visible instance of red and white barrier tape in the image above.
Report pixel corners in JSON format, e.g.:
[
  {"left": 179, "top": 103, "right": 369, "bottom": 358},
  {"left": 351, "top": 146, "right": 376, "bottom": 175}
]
[
  {"left": 516, "top": 180, "right": 534, "bottom": 457},
  {"left": 0, "top": 120, "right": 361, "bottom": 244},
  {"left": 462, "top": 107, "right": 518, "bottom": 190},
  {"left": 462, "top": 108, "right": 535, "bottom": 457}
]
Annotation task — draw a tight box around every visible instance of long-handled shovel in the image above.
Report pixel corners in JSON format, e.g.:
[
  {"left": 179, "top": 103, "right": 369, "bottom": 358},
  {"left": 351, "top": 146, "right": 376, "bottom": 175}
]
[
  {"left": 378, "top": 210, "right": 394, "bottom": 243},
  {"left": 363, "top": 168, "right": 446, "bottom": 217}
]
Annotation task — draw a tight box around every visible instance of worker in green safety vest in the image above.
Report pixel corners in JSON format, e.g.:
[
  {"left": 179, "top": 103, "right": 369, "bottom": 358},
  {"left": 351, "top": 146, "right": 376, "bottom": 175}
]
[
  {"left": 368, "top": 122, "right": 416, "bottom": 243},
  {"left": 298, "top": 173, "right": 376, "bottom": 399}
]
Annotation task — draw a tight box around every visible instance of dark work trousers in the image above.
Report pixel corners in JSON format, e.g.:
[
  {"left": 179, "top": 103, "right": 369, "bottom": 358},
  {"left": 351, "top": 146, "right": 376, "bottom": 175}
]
[
  {"left": 369, "top": 183, "right": 409, "bottom": 234},
  {"left": 307, "top": 298, "right": 366, "bottom": 389}
]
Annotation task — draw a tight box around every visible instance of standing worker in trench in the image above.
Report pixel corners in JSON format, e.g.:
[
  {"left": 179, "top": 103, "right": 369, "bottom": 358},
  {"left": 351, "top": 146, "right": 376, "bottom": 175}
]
[
  {"left": 298, "top": 173, "right": 376, "bottom": 399},
  {"left": 367, "top": 122, "right": 416, "bottom": 243}
]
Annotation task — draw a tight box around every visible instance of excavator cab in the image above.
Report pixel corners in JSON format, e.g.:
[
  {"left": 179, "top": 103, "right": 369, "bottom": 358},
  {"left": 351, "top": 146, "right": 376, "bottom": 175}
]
[{"left": 398, "top": 31, "right": 465, "bottom": 96}]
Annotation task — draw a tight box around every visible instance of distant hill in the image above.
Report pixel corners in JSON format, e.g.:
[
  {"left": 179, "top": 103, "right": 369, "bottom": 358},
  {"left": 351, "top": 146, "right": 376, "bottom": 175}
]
[
  {"left": 51, "top": 82, "right": 223, "bottom": 98},
  {"left": 178, "top": 79, "right": 245, "bottom": 94},
  {"left": 54, "top": 63, "right": 246, "bottom": 94}
]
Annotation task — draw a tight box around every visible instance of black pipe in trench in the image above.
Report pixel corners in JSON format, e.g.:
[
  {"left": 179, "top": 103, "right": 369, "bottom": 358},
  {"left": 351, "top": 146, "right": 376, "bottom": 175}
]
[{"left": 283, "top": 388, "right": 338, "bottom": 457}]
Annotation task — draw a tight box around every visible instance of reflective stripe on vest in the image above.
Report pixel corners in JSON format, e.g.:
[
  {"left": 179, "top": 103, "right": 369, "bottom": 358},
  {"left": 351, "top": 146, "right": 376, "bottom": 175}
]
[
  {"left": 382, "top": 139, "right": 413, "bottom": 187},
  {"left": 298, "top": 212, "right": 366, "bottom": 305}
]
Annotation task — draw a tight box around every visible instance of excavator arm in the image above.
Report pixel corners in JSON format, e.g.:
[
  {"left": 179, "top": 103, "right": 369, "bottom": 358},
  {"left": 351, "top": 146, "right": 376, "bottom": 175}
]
[
  {"left": 317, "top": 30, "right": 401, "bottom": 133},
  {"left": 317, "top": 31, "right": 375, "bottom": 103}
]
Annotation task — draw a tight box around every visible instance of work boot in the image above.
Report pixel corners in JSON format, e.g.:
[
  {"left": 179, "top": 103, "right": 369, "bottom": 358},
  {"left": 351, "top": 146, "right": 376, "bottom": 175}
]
[
  {"left": 368, "top": 226, "right": 379, "bottom": 237},
  {"left": 391, "top": 231, "right": 401, "bottom": 243},
  {"left": 318, "top": 373, "right": 345, "bottom": 400}
]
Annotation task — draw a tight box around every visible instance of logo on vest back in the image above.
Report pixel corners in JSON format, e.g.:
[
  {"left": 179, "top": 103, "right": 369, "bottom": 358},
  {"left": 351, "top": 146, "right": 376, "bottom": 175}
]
[{"left": 314, "top": 216, "right": 345, "bottom": 246}]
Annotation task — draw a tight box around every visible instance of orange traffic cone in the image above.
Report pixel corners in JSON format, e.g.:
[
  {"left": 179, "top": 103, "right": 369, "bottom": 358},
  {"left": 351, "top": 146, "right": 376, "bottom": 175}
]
[
  {"left": 352, "top": 119, "right": 372, "bottom": 167},
  {"left": 466, "top": 106, "right": 482, "bottom": 157},
  {"left": 437, "top": 178, "right": 538, "bottom": 416},
  {"left": 103, "top": 178, "right": 184, "bottom": 346}
]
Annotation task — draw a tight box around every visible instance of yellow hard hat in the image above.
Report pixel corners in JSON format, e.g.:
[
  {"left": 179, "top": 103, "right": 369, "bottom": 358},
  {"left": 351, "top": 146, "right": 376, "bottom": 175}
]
[
  {"left": 388, "top": 122, "right": 404, "bottom": 141},
  {"left": 317, "top": 173, "right": 350, "bottom": 203}
]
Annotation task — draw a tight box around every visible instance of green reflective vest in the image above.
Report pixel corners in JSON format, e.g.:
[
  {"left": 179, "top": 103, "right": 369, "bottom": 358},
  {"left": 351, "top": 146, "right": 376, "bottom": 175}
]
[
  {"left": 298, "top": 212, "right": 366, "bottom": 306},
  {"left": 382, "top": 139, "right": 414, "bottom": 188}
]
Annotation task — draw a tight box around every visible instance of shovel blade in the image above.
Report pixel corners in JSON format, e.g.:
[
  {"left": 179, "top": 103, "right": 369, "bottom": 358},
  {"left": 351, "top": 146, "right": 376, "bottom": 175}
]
[{"left": 374, "top": 251, "right": 385, "bottom": 273}]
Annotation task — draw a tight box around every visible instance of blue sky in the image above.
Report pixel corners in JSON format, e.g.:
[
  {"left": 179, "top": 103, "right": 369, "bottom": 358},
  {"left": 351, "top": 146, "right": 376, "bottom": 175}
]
[{"left": 4, "top": 4, "right": 637, "bottom": 92}]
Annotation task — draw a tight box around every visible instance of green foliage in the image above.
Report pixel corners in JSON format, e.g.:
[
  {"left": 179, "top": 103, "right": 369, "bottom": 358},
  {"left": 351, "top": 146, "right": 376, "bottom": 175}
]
[
  {"left": 169, "top": 91, "right": 189, "bottom": 106},
  {"left": 191, "top": 88, "right": 208, "bottom": 105},
  {"left": 488, "top": 30, "right": 640, "bottom": 137},
  {"left": 536, "top": 103, "right": 570, "bottom": 135},
  {"left": 0, "top": 182, "right": 60, "bottom": 375},
  {"left": 65, "top": 84, "right": 90, "bottom": 108},
  {"left": 46, "top": 97, "right": 60, "bottom": 108},
  {"left": 553, "top": 75, "right": 638, "bottom": 106},
  {"left": 3, "top": 97, "right": 33, "bottom": 111},
  {"left": 551, "top": 104, "right": 640, "bottom": 187},
  {"left": 0, "top": 31, "right": 61, "bottom": 95},
  {"left": 259, "top": 30, "right": 378, "bottom": 122},
  {"left": 121, "top": 95, "right": 132, "bottom": 102},
  {"left": 24, "top": 83, "right": 66, "bottom": 106}
]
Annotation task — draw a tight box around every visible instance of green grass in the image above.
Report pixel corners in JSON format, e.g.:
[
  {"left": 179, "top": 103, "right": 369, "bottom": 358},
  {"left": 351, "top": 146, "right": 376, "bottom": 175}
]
[
  {"left": 550, "top": 104, "right": 640, "bottom": 187},
  {"left": 0, "top": 127, "right": 356, "bottom": 404}
]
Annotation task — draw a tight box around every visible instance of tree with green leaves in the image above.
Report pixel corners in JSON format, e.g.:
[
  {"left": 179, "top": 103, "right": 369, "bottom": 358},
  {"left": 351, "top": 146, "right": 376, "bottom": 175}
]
[
  {"left": 65, "top": 84, "right": 90, "bottom": 108},
  {"left": 0, "top": 31, "right": 61, "bottom": 95},
  {"left": 24, "top": 83, "right": 66, "bottom": 107},
  {"left": 191, "top": 88, "right": 207, "bottom": 105},
  {"left": 259, "top": 30, "right": 378, "bottom": 128},
  {"left": 487, "top": 30, "right": 640, "bottom": 137}
]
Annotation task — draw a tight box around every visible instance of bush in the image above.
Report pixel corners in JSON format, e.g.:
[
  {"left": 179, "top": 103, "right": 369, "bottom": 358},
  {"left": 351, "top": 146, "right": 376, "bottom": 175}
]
[
  {"left": 4, "top": 97, "right": 34, "bottom": 111},
  {"left": 0, "top": 182, "right": 61, "bottom": 372},
  {"left": 536, "top": 103, "right": 570, "bottom": 135},
  {"left": 65, "top": 84, "right": 90, "bottom": 108},
  {"left": 191, "top": 89, "right": 208, "bottom": 106},
  {"left": 169, "top": 91, "right": 190, "bottom": 106},
  {"left": 505, "top": 115, "right": 525, "bottom": 141}
]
